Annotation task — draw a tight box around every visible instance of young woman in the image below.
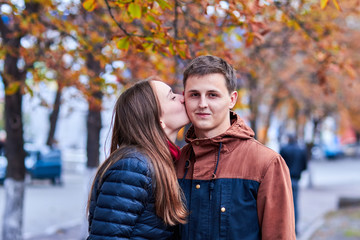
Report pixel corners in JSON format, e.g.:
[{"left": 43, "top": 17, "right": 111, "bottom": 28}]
[{"left": 87, "top": 79, "right": 189, "bottom": 240}]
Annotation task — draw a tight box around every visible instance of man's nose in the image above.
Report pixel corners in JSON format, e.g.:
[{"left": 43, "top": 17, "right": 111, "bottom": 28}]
[{"left": 199, "top": 96, "right": 208, "bottom": 108}]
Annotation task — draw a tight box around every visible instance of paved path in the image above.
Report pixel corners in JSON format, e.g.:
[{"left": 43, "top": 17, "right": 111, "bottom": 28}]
[
  {"left": 297, "top": 158, "right": 360, "bottom": 240},
  {"left": 0, "top": 164, "right": 90, "bottom": 239},
  {"left": 1, "top": 157, "right": 360, "bottom": 240}
]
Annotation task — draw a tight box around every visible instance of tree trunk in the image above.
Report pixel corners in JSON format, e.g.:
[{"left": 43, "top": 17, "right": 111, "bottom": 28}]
[
  {"left": 261, "top": 97, "right": 280, "bottom": 144},
  {"left": 1, "top": 21, "right": 27, "bottom": 239},
  {"left": 2, "top": 179, "right": 25, "bottom": 240},
  {"left": 81, "top": 53, "right": 103, "bottom": 238},
  {"left": 305, "top": 117, "right": 322, "bottom": 189},
  {"left": 46, "top": 86, "right": 62, "bottom": 147},
  {"left": 4, "top": 92, "right": 26, "bottom": 180},
  {"left": 2, "top": 67, "right": 26, "bottom": 240},
  {"left": 86, "top": 108, "right": 102, "bottom": 168},
  {"left": 0, "top": 3, "right": 40, "bottom": 238},
  {"left": 85, "top": 53, "right": 103, "bottom": 168},
  {"left": 248, "top": 90, "right": 259, "bottom": 138}
]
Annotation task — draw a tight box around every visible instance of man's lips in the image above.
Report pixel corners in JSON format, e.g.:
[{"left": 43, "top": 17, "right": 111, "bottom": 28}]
[{"left": 195, "top": 112, "right": 211, "bottom": 117}]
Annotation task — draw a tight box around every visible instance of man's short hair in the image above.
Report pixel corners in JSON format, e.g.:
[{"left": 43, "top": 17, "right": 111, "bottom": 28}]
[
  {"left": 287, "top": 134, "right": 297, "bottom": 144},
  {"left": 183, "top": 55, "right": 237, "bottom": 93}
]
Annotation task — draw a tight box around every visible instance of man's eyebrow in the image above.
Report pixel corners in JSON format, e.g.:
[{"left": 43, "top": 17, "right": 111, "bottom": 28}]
[
  {"left": 167, "top": 89, "right": 172, "bottom": 97},
  {"left": 187, "top": 89, "right": 220, "bottom": 93}
]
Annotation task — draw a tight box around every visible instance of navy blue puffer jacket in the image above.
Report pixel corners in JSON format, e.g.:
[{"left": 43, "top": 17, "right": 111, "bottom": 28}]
[{"left": 87, "top": 151, "right": 175, "bottom": 240}]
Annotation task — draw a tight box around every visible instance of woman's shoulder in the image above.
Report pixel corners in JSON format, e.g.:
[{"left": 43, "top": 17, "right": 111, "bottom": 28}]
[
  {"left": 99, "top": 150, "right": 153, "bottom": 189},
  {"left": 109, "top": 150, "right": 151, "bottom": 176}
]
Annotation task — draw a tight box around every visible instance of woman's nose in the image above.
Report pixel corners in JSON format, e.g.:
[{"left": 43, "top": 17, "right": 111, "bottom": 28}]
[{"left": 177, "top": 94, "right": 185, "bottom": 103}]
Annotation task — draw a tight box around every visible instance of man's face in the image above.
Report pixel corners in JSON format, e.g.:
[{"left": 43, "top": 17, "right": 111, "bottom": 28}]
[{"left": 184, "top": 73, "right": 237, "bottom": 138}]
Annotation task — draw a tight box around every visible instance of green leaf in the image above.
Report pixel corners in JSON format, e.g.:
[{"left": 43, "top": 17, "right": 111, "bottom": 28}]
[
  {"left": 168, "top": 42, "right": 175, "bottom": 55},
  {"left": 116, "top": 0, "right": 133, "bottom": 3},
  {"left": 177, "top": 50, "right": 186, "bottom": 59},
  {"left": 117, "top": 36, "right": 130, "bottom": 50},
  {"left": 142, "top": 42, "right": 154, "bottom": 49},
  {"left": 146, "top": 15, "right": 160, "bottom": 25},
  {"left": 128, "top": 3, "right": 142, "bottom": 19},
  {"left": 156, "top": 0, "right": 172, "bottom": 10},
  {"left": 83, "top": 0, "right": 96, "bottom": 12}
]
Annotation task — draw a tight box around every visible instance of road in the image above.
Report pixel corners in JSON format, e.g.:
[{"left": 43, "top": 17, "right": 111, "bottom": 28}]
[{"left": 0, "top": 156, "right": 360, "bottom": 240}]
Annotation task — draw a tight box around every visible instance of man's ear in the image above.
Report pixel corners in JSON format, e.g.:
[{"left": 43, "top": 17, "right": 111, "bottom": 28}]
[
  {"left": 229, "top": 91, "right": 238, "bottom": 109},
  {"left": 160, "top": 120, "right": 166, "bottom": 129}
]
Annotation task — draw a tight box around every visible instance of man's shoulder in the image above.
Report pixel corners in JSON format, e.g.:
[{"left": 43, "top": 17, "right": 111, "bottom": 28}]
[{"left": 235, "top": 138, "right": 281, "bottom": 161}]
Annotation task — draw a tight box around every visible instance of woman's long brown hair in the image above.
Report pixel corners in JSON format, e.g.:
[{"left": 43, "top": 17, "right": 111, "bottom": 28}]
[{"left": 87, "top": 79, "right": 187, "bottom": 226}]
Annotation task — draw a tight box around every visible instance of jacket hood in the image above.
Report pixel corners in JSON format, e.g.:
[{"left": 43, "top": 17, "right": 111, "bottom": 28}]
[{"left": 185, "top": 111, "right": 255, "bottom": 144}]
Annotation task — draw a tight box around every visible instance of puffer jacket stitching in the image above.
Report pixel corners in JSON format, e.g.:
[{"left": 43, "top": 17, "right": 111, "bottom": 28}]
[{"left": 88, "top": 154, "right": 171, "bottom": 239}]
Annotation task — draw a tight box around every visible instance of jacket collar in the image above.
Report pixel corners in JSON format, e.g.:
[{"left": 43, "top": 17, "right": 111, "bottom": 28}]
[{"left": 185, "top": 111, "right": 254, "bottom": 143}]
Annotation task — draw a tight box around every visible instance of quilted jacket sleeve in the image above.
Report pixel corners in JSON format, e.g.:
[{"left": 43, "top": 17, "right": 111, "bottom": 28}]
[{"left": 88, "top": 156, "right": 152, "bottom": 240}]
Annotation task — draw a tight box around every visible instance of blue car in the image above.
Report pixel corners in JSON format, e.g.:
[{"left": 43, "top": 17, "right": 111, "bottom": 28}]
[
  {"left": 0, "top": 155, "right": 7, "bottom": 184},
  {"left": 25, "top": 147, "right": 62, "bottom": 185},
  {"left": 0, "top": 147, "right": 62, "bottom": 185}
]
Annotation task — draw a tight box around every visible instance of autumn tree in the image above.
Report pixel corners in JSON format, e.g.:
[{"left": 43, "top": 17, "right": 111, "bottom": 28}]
[
  {"left": 1, "top": 1, "right": 46, "bottom": 239},
  {"left": 0, "top": 1, "right": 94, "bottom": 238},
  {"left": 84, "top": 0, "right": 360, "bottom": 147}
]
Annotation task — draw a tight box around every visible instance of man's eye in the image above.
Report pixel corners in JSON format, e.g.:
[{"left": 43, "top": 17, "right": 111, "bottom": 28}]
[
  {"left": 172, "top": 96, "right": 176, "bottom": 100},
  {"left": 190, "top": 93, "right": 199, "bottom": 97},
  {"left": 209, "top": 93, "right": 218, "bottom": 97}
]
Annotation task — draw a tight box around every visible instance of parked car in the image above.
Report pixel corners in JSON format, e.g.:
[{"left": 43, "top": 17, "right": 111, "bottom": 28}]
[
  {"left": 311, "top": 142, "right": 343, "bottom": 160},
  {"left": 25, "top": 146, "right": 62, "bottom": 185},
  {"left": 0, "top": 146, "right": 62, "bottom": 185},
  {"left": 0, "top": 154, "right": 7, "bottom": 184}
]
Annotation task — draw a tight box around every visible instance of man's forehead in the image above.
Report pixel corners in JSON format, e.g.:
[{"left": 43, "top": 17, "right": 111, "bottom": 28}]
[{"left": 185, "top": 74, "right": 227, "bottom": 91}]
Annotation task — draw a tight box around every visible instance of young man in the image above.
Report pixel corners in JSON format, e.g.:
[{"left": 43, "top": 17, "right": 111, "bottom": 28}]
[{"left": 176, "top": 55, "right": 296, "bottom": 240}]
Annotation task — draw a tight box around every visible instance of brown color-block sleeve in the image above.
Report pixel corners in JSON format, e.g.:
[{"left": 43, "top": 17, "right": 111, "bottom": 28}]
[{"left": 257, "top": 155, "right": 296, "bottom": 240}]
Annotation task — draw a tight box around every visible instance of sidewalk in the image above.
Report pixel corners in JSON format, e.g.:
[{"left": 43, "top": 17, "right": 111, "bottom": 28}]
[
  {"left": 297, "top": 158, "right": 360, "bottom": 240},
  {"left": 309, "top": 206, "right": 360, "bottom": 240},
  {"left": 2, "top": 157, "right": 360, "bottom": 240}
]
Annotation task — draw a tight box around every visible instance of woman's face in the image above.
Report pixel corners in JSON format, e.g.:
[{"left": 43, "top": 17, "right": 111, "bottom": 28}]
[{"left": 151, "top": 81, "right": 190, "bottom": 133}]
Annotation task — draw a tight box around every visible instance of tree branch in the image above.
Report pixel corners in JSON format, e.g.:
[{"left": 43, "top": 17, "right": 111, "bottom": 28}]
[
  {"left": 274, "top": 3, "right": 321, "bottom": 45},
  {"left": 104, "top": 0, "right": 145, "bottom": 37},
  {"left": 174, "top": 0, "right": 179, "bottom": 39},
  {"left": 180, "top": 4, "right": 212, "bottom": 27},
  {"left": 39, "top": 18, "right": 78, "bottom": 42}
]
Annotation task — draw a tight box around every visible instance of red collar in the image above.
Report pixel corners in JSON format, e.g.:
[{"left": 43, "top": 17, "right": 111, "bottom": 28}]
[{"left": 168, "top": 141, "right": 180, "bottom": 161}]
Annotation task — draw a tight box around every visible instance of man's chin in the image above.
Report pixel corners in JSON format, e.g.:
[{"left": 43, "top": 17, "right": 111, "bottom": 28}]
[{"left": 192, "top": 124, "right": 211, "bottom": 131}]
